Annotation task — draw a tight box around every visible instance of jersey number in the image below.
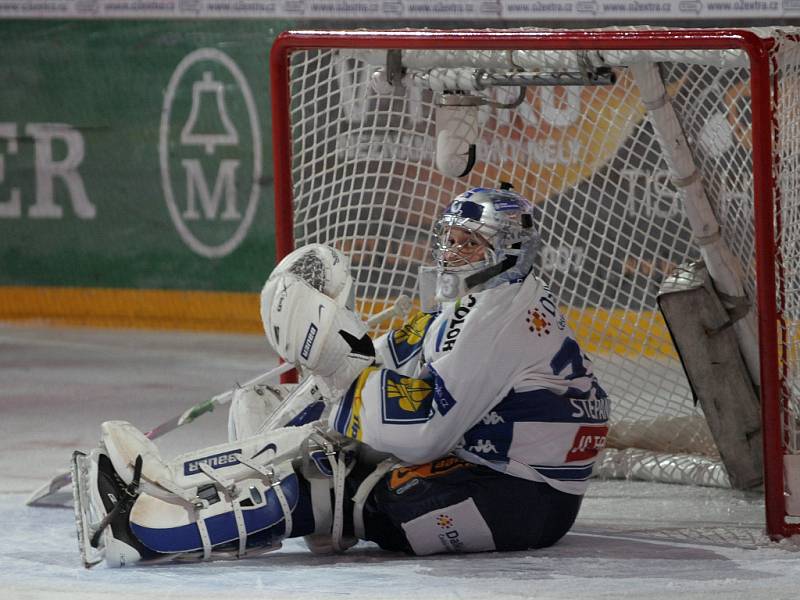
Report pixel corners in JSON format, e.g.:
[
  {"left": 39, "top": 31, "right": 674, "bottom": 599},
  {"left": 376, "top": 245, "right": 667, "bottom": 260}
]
[{"left": 550, "top": 338, "right": 587, "bottom": 380}]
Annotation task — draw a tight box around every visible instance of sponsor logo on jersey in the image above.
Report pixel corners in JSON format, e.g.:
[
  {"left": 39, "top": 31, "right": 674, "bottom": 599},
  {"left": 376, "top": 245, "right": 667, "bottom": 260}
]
[
  {"left": 382, "top": 371, "right": 435, "bottom": 424},
  {"left": 436, "top": 514, "right": 466, "bottom": 552},
  {"left": 184, "top": 449, "right": 242, "bottom": 475},
  {"left": 430, "top": 367, "right": 458, "bottom": 416},
  {"left": 436, "top": 514, "right": 455, "bottom": 528},
  {"left": 566, "top": 425, "right": 609, "bottom": 462},
  {"left": 526, "top": 307, "right": 551, "bottom": 336},
  {"left": 301, "top": 323, "right": 318, "bottom": 360},
  {"left": 481, "top": 411, "right": 505, "bottom": 425},
  {"left": 440, "top": 294, "right": 477, "bottom": 352},
  {"left": 468, "top": 439, "right": 499, "bottom": 454}
]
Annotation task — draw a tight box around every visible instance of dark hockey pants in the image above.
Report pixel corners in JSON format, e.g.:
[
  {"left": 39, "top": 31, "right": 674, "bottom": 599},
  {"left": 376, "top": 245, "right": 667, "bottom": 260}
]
[{"left": 349, "top": 456, "right": 583, "bottom": 554}]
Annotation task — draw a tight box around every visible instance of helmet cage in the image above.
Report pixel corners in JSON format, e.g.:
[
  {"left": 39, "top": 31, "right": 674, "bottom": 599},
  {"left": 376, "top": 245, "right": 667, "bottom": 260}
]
[{"left": 432, "top": 219, "right": 497, "bottom": 269}]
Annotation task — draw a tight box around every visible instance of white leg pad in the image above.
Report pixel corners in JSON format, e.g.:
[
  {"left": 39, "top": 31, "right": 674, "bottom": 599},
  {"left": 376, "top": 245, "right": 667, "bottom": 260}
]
[
  {"left": 93, "top": 420, "right": 358, "bottom": 560},
  {"left": 101, "top": 420, "right": 319, "bottom": 502},
  {"left": 128, "top": 461, "right": 299, "bottom": 555}
]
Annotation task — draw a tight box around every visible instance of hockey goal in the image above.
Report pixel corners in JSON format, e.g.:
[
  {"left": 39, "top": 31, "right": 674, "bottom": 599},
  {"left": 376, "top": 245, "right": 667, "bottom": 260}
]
[{"left": 269, "top": 27, "right": 800, "bottom": 540}]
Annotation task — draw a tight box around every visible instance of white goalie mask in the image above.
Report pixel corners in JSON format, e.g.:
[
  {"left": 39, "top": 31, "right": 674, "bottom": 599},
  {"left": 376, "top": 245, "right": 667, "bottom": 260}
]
[{"left": 423, "top": 186, "right": 540, "bottom": 305}]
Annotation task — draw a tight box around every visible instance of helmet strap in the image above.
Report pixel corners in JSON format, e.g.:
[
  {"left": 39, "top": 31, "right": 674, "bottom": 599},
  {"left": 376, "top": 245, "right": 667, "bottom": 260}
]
[{"left": 464, "top": 254, "right": 518, "bottom": 290}]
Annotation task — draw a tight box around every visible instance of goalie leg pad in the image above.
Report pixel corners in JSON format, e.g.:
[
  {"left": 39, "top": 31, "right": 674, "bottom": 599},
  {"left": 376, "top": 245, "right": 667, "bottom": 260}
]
[
  {"left": 101, "top": 420, "right": 318, "bottom": 501},
  {"left": 81, "top": 421, "right": 358, "bottom": 565},
  {"left": 129, "top": 469, "right": 300, "bottom": 554}
]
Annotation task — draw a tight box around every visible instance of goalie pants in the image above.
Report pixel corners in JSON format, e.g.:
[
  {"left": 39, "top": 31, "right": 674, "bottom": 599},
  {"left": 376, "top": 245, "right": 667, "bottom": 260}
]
[{"left": 348, "top": 457, "right": 582, "bottom": 554}]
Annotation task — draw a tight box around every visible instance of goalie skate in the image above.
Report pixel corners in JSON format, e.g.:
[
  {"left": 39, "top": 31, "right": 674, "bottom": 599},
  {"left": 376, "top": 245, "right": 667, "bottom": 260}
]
[
  {"left": 72, "top": 449, "right": 151, "bottom": 568},
  {"left": 72, "top": 450, "right": 103, "bottom": 568}
]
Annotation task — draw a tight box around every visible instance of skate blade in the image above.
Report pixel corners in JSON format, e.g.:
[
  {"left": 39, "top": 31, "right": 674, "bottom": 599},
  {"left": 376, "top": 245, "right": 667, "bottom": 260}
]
[
  {"left": 26, "top": 471, "right": 72, "bottom": 507},
  {"left": 71, "top": 450, "right": 104, "bottom": 569}
]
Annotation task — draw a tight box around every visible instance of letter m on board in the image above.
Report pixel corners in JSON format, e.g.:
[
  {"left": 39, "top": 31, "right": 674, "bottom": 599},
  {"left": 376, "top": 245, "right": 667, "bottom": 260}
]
[{"left": 181, "top": 158, "right": 241, "bottom": 221}]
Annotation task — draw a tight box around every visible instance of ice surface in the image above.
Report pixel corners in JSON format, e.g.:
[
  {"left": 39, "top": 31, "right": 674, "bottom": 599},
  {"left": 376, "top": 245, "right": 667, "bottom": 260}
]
[{"left": 2, "top": 323, "right": 799, "bottom": 600}]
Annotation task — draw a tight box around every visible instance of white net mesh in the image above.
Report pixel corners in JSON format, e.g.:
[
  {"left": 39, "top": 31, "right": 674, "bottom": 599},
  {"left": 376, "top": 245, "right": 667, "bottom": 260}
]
[{"left": 279, "top": 28, "right": 800, "bottom": 490}]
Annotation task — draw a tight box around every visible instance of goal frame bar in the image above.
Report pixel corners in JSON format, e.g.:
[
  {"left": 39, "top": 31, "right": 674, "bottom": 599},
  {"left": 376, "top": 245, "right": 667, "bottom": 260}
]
[{"left": 269, "top": 28, "right": 787, "bottom": 539}]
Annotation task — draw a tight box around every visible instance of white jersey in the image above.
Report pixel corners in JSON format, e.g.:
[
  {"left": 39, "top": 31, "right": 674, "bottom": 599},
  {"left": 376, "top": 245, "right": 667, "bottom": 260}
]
[{"left": 330, "top": 271, "right": 610, "bottom": 495}]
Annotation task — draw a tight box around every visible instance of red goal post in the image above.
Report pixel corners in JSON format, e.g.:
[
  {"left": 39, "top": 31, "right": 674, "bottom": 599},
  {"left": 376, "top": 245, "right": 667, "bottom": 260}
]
[{"left": 269, "top": 27, "right": 798, "bottom": 540}]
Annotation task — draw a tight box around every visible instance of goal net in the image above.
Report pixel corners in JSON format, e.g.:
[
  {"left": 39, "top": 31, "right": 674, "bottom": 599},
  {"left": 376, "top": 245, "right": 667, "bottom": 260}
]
[{"left": 270, "top": 27, "right": 800, "bottom": 539}]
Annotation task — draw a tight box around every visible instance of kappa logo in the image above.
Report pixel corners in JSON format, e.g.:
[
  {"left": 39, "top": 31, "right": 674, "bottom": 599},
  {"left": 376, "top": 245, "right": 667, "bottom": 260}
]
[
  {"left": 481, "top": 411, "right": 505, "bottom": 425},
  {"left": 468, "top": 439, "right": 498, "bottom": 454},
  {"left": 160, "top": 48, "right": 262, "bottom": 258}
]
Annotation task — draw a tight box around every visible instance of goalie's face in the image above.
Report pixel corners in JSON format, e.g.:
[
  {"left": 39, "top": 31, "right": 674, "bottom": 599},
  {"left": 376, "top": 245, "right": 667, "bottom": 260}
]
[{"left": 434, "top": 225, "right": 490, "bottom": 268}]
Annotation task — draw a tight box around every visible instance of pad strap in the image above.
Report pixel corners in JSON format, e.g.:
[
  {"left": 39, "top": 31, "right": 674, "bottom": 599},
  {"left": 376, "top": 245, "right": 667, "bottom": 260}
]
[
  {"left": 351, "top": 459, "right": 397, "bottom": 540},
  {"left": 308, "top": 477, "right": 333, "bottom": 535},
  {"left": 235, "top": 454, "right": 294, "bottom": 539},
  {"left": 199, "top": 462, "right": 248, "bottom": 557},
  {"left": 331, "top": 449, "right": 348, "bottom": 552},
  {"left": 195, "top": 512, "right": 212, "bottom": 560}
]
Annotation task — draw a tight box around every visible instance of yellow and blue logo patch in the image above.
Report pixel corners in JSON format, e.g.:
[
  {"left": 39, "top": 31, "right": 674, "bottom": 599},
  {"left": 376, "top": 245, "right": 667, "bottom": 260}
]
[
  {"left": 388, "top": 311, "right": 434, "bottom": 367},
  {"left": 381, "top": 370, "right": 435, "bottom": 424}
]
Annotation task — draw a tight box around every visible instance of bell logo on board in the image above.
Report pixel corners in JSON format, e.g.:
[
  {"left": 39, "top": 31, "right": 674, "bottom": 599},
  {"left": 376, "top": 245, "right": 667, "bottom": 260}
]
[{"left": 160, "top": 48, "right": 262, "bottom": 258}]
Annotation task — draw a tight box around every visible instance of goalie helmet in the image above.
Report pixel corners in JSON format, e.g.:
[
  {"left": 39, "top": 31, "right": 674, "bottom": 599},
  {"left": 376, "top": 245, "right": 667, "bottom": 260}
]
[{"left": 430, "top": 186, "right": 540, "bottom": 303}]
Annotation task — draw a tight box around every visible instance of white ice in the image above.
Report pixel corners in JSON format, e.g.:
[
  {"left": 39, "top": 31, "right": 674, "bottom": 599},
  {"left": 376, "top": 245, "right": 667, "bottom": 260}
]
[{"left": 1, "top": 323, "right": 799, "bottom": 600}]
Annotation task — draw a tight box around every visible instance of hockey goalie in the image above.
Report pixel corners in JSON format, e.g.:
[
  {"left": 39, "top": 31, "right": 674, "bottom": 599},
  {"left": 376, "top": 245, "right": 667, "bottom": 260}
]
[{"left": 72, "top": 186, "right": 610, "bottom": 567}]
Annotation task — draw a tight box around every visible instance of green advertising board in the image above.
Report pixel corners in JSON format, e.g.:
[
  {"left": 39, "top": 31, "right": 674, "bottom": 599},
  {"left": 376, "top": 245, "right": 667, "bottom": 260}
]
[{"left": 0, "top": 20, "right": 290, "bottom": 294}]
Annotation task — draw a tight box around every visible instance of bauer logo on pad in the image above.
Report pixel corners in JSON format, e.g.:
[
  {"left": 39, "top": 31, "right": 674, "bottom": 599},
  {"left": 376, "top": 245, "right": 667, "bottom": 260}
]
[
  {"left": 301, "top": 323, "right": 318, "bottom": 360},
  {"left": 183, "top": 449, "right": 242, "bottom": 475}
]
